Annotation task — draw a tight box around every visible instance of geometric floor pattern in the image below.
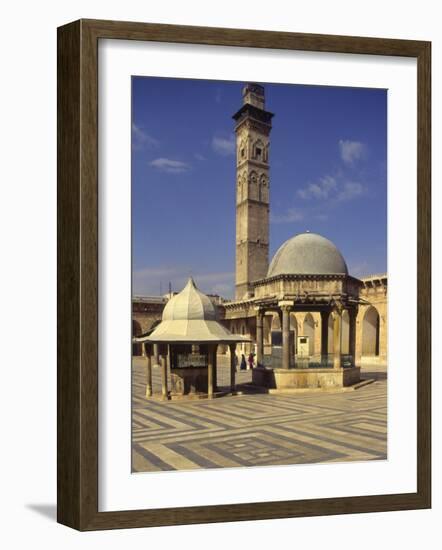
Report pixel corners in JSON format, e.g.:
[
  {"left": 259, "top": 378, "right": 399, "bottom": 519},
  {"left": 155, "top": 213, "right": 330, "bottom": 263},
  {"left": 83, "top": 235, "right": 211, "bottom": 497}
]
[{"left": 132, "top": 357, "right": 387, "bottom": 472}]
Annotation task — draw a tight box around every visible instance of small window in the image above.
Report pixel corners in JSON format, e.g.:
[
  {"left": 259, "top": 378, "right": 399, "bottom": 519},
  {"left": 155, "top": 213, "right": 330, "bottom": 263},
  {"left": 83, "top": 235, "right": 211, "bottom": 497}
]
[
  {"left": 241, "top": 148, "right": 245, "bottom": 158},
  {"left": 255, "top": 147, "right": 262, "bottom": 159}
]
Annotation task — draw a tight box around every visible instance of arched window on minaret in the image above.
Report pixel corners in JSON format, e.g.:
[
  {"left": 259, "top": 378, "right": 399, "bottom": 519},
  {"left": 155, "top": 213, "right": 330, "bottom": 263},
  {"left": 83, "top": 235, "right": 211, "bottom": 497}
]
[
  {"left": 237, "top": 174, "right": 246, "bottom": 202},
  {"left": 247, "top": 136, "right": 252, "bottom": 158},
  {"left": 249, "top": 171, "right": 258, "bottom": 200},
  {"left": 253, "top": 139, "right": 265, "bottom": 161},
  {"left": 264, "top": 144, "right": 269, "bottom": 163},
  {"left": 238, "top": 138, "right": 247, "bottom": 164},
  {"left": 259, "top": 174, "right": 268, "bottom": 202}
]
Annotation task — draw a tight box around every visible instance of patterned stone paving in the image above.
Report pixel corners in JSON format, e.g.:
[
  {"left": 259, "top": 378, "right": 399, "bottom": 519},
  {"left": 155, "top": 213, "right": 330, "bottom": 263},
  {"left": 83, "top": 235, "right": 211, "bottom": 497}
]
[{"left": 131, "top": 356, "right": 387, "bottom": 472}]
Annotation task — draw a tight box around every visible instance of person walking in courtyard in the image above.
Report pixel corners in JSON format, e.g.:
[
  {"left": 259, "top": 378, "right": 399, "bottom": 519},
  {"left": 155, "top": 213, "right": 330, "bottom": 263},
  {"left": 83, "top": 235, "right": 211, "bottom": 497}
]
[
  {"left": 240, "top": 354, "right": 247, "bottom": 370},
  {"left": 248, "top": 352, "right": 254, "bottom": 369}
]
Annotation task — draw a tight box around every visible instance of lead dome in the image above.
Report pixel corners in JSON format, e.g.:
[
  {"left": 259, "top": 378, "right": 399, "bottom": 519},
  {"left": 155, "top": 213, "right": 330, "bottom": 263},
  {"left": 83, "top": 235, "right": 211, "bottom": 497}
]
[{"left": 267, "top": 232, "right": 348, "bottom": 277}]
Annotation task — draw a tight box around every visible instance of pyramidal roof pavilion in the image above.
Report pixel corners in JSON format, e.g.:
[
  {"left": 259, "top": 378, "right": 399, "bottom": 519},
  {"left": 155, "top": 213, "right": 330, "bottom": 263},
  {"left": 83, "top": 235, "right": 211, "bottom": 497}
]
[
  {"left": 133, "top": 278, "right": 249, "bottom": 400},
  {"left": 134, "top": 277, "right": 249, "bottom": 345}
]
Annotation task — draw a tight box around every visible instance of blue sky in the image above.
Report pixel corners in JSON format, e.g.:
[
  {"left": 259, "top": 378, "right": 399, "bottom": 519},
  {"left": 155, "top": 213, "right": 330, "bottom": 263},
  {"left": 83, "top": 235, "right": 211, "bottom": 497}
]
[{"left": 132, "top": 77, "right": 387, "bottom": 298}]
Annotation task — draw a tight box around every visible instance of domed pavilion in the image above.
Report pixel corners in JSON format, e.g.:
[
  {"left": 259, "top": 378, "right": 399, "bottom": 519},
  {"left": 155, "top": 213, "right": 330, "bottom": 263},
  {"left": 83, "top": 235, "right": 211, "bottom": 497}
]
[
  {"left": 224, "top": 231, "right": 363, "bottom": 390},
  {"left": 267, "top": 232, "right": 349, "bottom": 278},
  {"left": 134, "top": 277, "right": 249, "bottom": 399}
]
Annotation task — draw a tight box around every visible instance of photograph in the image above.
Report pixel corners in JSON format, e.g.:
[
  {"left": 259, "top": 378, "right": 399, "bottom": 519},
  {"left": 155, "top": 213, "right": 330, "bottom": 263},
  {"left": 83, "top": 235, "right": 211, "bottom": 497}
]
[
  {"left": 131, "top": 77, "right": 388, "bottom": 473},
  {"left": 0, "top": 0, "right": 435, "bottom": 540}
]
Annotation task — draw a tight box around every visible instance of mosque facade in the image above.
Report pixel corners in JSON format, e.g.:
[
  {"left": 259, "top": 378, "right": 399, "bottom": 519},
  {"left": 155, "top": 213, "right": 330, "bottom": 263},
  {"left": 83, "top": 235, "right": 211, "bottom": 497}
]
[{"left": 133, "top": 84, "right": 387, "bottom": 369}]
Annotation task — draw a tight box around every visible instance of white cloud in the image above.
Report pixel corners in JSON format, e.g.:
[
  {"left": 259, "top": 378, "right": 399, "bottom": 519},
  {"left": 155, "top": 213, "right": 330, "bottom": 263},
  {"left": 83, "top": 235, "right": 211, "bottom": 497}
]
[
  {"left": 194, "top": 153, "right": 206, "bottom": 161},
  {"left": 297, "top": 173, "right": 366, "bottom": 203},
  {"left": 339, "top": 139, "right": 366, "bottom": 164},
  {"left": 212, "top": 135, "right": 235, "bottom": 156},
  {"left": 149, "top": 158, "right": 190, "bottom": 174},
  {"left": 270, "top": 208, "right": 304, "bottom": 224},
  {"left": 278, "top": 141, "right": 370, "bottom": 225},
  {"left": 297, "top": 175, "right": 337, "bottom": 200},
  {"left": 337, "top": 181, "right": 365, "bottom": 201},
  {"left": 132, "top": 123, "right": 159, "bottom": 150}
]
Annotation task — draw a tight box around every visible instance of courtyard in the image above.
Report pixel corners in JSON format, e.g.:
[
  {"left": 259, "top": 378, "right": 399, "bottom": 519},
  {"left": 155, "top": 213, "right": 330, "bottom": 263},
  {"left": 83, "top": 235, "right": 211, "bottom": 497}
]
[{"left": 132, "top": 356, "right": 387, "bottom": 472}]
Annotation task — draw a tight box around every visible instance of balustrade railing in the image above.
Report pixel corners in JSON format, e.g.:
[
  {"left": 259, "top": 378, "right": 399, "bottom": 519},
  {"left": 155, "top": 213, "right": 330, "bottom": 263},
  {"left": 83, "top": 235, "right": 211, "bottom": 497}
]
[{"left": 262, "top": 348, "right": 353, "bottom": 369}]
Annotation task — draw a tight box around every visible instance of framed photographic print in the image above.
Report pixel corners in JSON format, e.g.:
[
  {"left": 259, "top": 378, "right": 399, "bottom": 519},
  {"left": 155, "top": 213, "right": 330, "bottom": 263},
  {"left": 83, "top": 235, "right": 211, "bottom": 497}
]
[{"left": 57, "top": 19, "right": 431, "bottom": 530}]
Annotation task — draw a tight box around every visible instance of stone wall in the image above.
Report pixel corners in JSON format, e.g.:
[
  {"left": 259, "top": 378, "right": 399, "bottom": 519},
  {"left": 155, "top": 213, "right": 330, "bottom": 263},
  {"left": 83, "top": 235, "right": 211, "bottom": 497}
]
[
  {"left": 357, "top": 275, "right": 387, "bottom": 364},
  {"left": 132, "top": 298, "right": 165, "bottom": 355},
  {"left": 253, "top": 275, "right": 346, "bottom": 299},
  {"left": 132, "top": 274, "right": 388, "bottom": 364}
]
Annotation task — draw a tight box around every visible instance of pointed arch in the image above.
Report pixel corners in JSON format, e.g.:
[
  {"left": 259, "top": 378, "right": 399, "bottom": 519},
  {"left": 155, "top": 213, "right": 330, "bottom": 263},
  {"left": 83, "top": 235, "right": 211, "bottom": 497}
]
[
  {"left": 237, "top": 173, "right": 246, "bottom": 203},
  {"left": 302, "top": 313, "right": 315, "bottom": 355},
  {"left": 362, "top": 306, "right": 380, "bottom": 356},
  {"left": 253, "top": 138, "right": 265, "bottom": 161},
  {"left": 237, "top": 138, "right": 247, "bottom": 163},
  {"left": 271, "top": 312, "right": 281, "bottom": 331},
  {"left": 263, "top": 143, "right": 270, "bottom": 163},
  {"left": 259, "top": 173, "right": 269, "bottom": 202},
  {"left": 236, "top": 175, "right": 242, "bottom": 202},
  {"left": 270, "top": 312, "right": 282, "bottom": 347},
  {"left": 264, "top": 313, "right": 273, "bottom": 345},
  {"left": 248, "top": 170, "right": 258, "bottom": 200}
]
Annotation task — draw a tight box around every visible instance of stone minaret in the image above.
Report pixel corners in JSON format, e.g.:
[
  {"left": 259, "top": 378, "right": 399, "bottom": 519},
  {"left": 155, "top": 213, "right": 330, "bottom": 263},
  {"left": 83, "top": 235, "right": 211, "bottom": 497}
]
[{"left": 233, "top": 83, "right": 273, "bottom": 300}]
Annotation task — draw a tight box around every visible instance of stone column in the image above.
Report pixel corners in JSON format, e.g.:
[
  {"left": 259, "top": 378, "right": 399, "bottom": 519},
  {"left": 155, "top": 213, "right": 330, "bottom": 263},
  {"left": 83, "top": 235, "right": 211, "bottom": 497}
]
[
  {"left": 255, "top": 308, "right": 264, "bottom": 366},
  {"left": 279, "top": 301, "right": 293, "bottom": 369},
  {"left": 143, "top": 343, "right": 153, "bottom": 397},
  {"left": 320, "top": 310, "right": 329, "bottom": 366},
  {"left": 379, "top": 305, "right": 388, "bottom": 365},
  {"left": 348, "top": 309, "right": 357, "bottom": 367},
  {"left": 153, "top": 343, "right": 160, "bottom": 367},
  {"left": 313, "top": 312, "right": 322, "bottom": 356},
  {"left": 355, "top": 308, "right": 363, "bottom": 367},
  {"left": 229, "top": 343, "right": 236, "bottom": 393},
  {"left": 207, "top": 345, "right": 215, "bottom": 399},
  {"left": 160, "top": 353, "right": 168, "bottom": 400},
  {"left": 213, "top": 345, "right": 218, "bottom": 392},
  {"left": 333, "top": 308, "right": 342, "bottom": 370}
]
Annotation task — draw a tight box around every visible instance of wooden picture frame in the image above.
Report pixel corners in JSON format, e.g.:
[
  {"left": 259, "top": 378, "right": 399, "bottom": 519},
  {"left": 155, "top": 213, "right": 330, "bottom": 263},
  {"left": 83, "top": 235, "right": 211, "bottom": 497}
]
[{"left": 57, "top": 18, "right": 431, "bottom": 531}]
